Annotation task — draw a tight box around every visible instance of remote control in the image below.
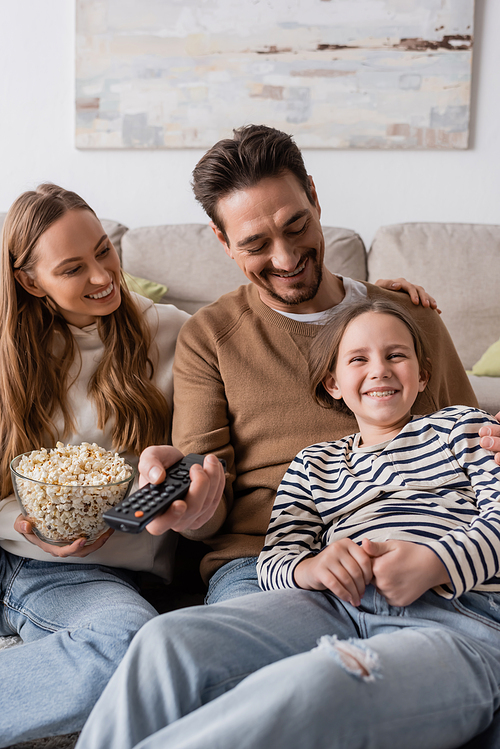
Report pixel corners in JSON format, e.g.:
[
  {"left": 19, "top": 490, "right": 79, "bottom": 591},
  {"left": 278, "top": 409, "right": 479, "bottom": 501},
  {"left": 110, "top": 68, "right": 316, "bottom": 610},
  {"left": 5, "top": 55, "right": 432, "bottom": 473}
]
[{"left": 103, "top": 453, "right": 226, "bottom": 533}]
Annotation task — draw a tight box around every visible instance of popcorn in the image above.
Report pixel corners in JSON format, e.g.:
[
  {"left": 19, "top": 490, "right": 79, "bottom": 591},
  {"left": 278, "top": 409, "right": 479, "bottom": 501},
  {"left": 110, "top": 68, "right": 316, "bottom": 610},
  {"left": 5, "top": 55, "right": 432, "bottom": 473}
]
[{"left": 12, "top": 442, "right": 135, "bottom": 544}]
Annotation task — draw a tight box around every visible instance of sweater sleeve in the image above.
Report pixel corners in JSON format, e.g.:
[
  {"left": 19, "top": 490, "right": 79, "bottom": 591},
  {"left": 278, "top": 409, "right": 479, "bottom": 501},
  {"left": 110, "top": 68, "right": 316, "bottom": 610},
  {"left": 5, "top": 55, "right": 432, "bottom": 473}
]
[
  {"left": 257, "top": 452, "right": 325, "bottom": 590},
  {"left": 171, "top": 312, "right": 233, "bottom": 540},
  {"left": 0, "top": 495, "right": 23, "bottom": 542},
  {"left": 425, "top": 409, "right": 500, "bottom": 599}
]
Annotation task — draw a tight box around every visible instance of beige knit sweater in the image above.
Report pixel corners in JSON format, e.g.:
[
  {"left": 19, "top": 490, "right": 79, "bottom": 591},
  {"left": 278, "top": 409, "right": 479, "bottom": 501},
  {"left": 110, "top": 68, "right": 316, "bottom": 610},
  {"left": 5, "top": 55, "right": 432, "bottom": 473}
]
[
  {"left": 0, "top": 294, "right": 189, "bottom": 581},
  {"left": 172, "top": 282, "right": 478, "bottom": 583}
]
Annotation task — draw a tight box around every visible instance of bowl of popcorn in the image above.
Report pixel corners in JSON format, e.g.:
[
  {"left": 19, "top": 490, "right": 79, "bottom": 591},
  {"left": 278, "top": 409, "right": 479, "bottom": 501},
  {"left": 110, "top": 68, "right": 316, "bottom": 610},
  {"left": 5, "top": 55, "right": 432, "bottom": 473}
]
[{"left": 10, "top": 442, "right": 136, "bottom": 546}]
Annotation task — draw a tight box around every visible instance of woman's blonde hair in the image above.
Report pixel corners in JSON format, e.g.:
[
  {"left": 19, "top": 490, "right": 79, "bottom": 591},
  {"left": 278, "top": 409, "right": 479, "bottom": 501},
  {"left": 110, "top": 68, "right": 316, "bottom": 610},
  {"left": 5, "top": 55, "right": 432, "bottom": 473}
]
[
  {"left": 0, "top": 183, "right": 171, "bottom": 498},
  {"left": 309, "top": 298, "right": 432, "bottom": 413}
]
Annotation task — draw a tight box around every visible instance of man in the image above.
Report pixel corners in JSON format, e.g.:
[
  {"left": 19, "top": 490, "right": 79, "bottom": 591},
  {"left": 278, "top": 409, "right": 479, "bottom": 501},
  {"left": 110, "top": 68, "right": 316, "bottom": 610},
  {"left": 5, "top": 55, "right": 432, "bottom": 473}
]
[{"left": 142, "top": 124, "right": 488, "bottom": 603}]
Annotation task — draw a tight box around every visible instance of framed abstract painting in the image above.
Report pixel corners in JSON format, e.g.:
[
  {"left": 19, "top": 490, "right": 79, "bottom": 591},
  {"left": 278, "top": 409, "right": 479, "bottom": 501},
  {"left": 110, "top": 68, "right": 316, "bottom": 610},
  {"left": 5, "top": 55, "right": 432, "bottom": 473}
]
[{"left": 76, "top": 0, "right": 474, "bottom": 149}]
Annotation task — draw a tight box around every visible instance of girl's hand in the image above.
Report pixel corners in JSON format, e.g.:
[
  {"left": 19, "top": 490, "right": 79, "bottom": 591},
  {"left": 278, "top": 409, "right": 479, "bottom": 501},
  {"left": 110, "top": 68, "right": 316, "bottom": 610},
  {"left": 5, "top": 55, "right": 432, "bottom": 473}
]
[
  {"left": 362, "top": 538, "right": 450, "bottom": 607},
  {"left": 375, "top": 277, "right": 441, "bottom": 313},
  {"left": 138, "top": 446, "right": 226, "bottom": 534},
  {"left": 14, "top": 515, "right": 114, "bottom": 558},
  {"left": 293, "top": 538, "right": 373, "bottom": 607}
]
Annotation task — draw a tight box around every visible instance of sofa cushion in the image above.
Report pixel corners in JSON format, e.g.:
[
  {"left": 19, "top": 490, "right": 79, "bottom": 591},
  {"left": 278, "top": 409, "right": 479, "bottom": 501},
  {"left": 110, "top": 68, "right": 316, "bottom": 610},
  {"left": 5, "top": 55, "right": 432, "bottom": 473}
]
[
  {"left": 120, "top": 223, "right": 367, "bottom": 314},
  {"left": 467, "top": 375, "right": 499, "bottom": 417},
  {"left": 470, "top": 338, "right": 500, "bottom": 378},
  {"left": 367, "top": 223, "right": 500, "bottom": 371},
  {"left": 100, "top": 218, "right": 128, "bottom": 258},
  {"left": 122, "top": 271, "right": 168, "bottom": 303}
]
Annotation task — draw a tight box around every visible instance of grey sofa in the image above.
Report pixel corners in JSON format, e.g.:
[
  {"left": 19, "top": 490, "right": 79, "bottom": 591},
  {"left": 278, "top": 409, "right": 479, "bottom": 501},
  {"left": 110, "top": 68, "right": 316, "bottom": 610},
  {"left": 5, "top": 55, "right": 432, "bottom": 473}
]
[{"left": 1, "top": 213, "right": 498, "bottom": 414}]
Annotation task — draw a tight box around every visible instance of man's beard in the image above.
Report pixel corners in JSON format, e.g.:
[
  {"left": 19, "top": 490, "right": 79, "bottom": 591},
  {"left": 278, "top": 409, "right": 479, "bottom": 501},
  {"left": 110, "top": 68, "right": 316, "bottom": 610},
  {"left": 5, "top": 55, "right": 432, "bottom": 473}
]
[{"left": 261, "top": 251, "right": 323, "bottom": 307}]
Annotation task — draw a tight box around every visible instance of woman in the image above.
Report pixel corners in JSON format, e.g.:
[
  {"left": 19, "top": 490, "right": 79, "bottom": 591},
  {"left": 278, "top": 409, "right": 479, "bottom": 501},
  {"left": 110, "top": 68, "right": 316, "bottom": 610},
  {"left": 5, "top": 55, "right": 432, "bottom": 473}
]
[{"left": 0, "top": 183, "right": 224, "bottom": 747}]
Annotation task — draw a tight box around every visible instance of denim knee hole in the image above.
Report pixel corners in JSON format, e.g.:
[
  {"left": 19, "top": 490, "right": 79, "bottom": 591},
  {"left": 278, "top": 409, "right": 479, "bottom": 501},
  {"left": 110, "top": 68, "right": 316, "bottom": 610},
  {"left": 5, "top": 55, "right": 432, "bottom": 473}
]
[{"left": 316, "top": 635, "right": 382, "bottom": 684}]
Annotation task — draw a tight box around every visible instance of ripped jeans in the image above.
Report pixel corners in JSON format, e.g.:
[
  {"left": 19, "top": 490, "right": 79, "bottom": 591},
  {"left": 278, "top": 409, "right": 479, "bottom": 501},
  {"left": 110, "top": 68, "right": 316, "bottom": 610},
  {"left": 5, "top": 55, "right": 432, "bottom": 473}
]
[{"left": 76, "top": 585, "right": 500, "bottom": 749}]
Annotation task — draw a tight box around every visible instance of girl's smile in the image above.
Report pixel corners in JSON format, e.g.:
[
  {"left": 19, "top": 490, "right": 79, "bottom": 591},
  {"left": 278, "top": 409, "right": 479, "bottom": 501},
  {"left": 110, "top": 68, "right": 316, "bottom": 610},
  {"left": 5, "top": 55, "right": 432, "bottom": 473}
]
[{"left": 323, "top": 311, "right": 428, "bottom": 446}]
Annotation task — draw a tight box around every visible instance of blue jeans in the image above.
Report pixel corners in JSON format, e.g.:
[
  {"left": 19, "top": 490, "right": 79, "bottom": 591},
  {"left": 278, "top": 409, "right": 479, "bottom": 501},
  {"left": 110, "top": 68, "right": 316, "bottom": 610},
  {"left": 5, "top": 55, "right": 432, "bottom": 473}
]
[
  {"left": 204, "top": 556, "right": 260, "bottom": 604},
  {"left": 76, "top": 585, "right": 500, "bottom": 749},
  {"left": 0, "top": 549, "right": 157, "bottom": 747}
]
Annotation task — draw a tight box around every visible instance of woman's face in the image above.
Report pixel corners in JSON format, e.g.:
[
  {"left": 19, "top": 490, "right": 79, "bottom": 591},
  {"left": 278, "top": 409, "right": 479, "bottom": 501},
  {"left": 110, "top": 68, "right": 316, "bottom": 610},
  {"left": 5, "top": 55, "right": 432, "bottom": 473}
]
[{"left": 15, "top": 208, "right": 122, "bottom": 328}]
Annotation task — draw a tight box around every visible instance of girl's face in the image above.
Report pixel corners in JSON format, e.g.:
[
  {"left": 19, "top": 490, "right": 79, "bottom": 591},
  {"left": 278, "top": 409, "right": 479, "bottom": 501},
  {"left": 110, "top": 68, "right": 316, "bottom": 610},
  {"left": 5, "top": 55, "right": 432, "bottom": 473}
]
[
  {"left": 323, "top": 311, "right": 428, "bottom": 446},
  {"left": 15, "top": 208, "right": 122, "bottom": 328}
]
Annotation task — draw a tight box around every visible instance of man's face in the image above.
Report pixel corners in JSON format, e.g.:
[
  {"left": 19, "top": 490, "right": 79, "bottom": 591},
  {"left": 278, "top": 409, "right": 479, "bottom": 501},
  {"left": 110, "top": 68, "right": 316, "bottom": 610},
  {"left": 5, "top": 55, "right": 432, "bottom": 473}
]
[{"left": 211, "top": 172, "right": 325, "bottom": 313}]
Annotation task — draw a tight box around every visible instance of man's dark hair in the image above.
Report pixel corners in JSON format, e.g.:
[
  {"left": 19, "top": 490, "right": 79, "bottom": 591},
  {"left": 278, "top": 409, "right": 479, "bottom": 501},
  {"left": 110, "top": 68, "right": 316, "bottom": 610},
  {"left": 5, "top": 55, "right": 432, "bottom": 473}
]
[{"left": 192, "top": 124, "right": 314, "bottom": 244}]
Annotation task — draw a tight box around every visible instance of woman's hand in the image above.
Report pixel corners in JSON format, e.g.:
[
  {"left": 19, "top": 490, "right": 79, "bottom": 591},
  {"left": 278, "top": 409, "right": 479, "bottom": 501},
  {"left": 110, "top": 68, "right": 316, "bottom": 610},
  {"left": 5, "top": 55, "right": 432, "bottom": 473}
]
[
  {"left": 138, "top": 446, "right": 226, "bottom": 534},
  {"left": 14, "top": 515, "right": 114, "bottom": 558},
  {"left": 375, "top": 277, "right": 441, "bottom": 313}
]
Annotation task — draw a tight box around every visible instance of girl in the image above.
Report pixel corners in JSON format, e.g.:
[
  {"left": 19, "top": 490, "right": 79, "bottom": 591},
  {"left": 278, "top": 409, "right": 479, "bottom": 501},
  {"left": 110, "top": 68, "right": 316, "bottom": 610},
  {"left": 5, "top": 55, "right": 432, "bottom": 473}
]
[
  {"left": 0, "top": 183, "right": 223, "bottom": 746},
  {"left": 77, "top": 297, "right": 500, "bottom": 749},
  {"left": 259, "top": 298, "right": 500, "bottom": 606}
]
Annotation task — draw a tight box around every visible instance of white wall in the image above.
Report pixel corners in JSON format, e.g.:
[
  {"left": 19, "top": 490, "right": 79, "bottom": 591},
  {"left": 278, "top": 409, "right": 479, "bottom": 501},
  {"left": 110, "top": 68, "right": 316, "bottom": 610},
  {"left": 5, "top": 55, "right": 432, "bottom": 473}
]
[{"left": 0, "top": 0, "right": 498, "bottom": 250}]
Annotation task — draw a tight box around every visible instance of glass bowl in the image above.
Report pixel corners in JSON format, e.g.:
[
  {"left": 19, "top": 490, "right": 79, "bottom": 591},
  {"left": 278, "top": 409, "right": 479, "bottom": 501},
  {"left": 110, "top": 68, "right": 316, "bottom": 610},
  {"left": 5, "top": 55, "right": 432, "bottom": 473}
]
[{"left": 11, "top": 450, "right": 136, "bottom": 546}]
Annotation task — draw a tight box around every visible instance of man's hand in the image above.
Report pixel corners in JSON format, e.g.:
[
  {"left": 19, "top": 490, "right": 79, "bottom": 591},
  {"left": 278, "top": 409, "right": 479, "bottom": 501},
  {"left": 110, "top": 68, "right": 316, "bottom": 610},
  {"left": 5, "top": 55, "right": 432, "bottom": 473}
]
[
  {"left": 479, "top": 412, "right": 500, "bottom": 466},
  {"left": 14, "top": 515, "right": 114, "bottom": 558},
  {"left": 362, "top": 538, "right": 450, "bottom": 607},
  {"left": 294, "top": 538, "right": 373, "bottom": 606},
  {"left": 138, "top": 446, "right": 225, "bottom": 534},
  {"left": 375, "top": 277, "right": 441, "bottom": 313}
]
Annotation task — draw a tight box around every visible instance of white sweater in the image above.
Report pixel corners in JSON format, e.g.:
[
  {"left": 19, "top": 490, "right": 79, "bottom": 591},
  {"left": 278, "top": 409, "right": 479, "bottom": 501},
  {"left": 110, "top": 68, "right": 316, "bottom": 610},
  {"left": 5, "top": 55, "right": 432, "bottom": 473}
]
[{"left": 0, "top": 293, "right": 189, "bottom": 581}]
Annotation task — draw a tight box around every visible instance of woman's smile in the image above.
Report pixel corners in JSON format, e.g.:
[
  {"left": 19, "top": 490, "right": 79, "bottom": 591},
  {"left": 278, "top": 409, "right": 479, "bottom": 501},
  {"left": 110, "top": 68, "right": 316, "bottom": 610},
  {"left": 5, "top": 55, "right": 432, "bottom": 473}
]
[{"left": 86, "top": 280, "right": 115, "bottom": 300}]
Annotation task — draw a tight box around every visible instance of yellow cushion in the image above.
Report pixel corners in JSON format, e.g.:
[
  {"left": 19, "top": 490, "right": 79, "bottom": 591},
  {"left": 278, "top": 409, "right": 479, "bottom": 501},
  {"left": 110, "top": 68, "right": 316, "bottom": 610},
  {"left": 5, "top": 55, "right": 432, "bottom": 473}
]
[
  {"left": 122, "top": 271, "right": 168, "bottom": 303},
  {"left": 469, "top": 338, "right": 500, "bottom": 377}
]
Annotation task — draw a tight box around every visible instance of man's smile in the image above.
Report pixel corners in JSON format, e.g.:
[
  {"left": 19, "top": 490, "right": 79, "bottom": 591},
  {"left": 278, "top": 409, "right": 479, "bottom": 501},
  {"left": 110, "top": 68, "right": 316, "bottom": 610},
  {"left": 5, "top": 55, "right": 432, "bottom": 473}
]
[{"left": 270, "top": 260, "right": 307, "bottom": 279}]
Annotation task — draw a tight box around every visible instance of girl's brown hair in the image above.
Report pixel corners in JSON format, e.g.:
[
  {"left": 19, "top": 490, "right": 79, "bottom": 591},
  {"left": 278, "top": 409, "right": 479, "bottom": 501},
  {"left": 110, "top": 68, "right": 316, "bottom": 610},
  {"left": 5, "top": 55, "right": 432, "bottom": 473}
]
[
  {"left": 309, "top": 298, "right": 432, "bottom": 413},
  {"left": 0, "top": 183, "right": 170, "bottom": 498}
]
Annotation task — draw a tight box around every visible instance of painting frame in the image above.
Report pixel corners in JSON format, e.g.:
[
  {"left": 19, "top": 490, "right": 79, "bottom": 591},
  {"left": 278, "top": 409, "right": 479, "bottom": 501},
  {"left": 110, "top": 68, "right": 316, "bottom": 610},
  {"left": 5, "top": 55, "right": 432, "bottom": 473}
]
[{"left": 75, "top": 0, "right": 474, "bottom": 149}]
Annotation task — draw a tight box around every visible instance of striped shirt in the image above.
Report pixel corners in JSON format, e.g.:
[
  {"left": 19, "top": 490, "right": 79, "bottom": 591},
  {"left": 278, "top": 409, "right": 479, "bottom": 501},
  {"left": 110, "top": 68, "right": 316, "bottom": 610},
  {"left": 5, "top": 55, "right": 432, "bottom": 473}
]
[{"left": 257, "top": 406, "right": 500, "bottom": 600}]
